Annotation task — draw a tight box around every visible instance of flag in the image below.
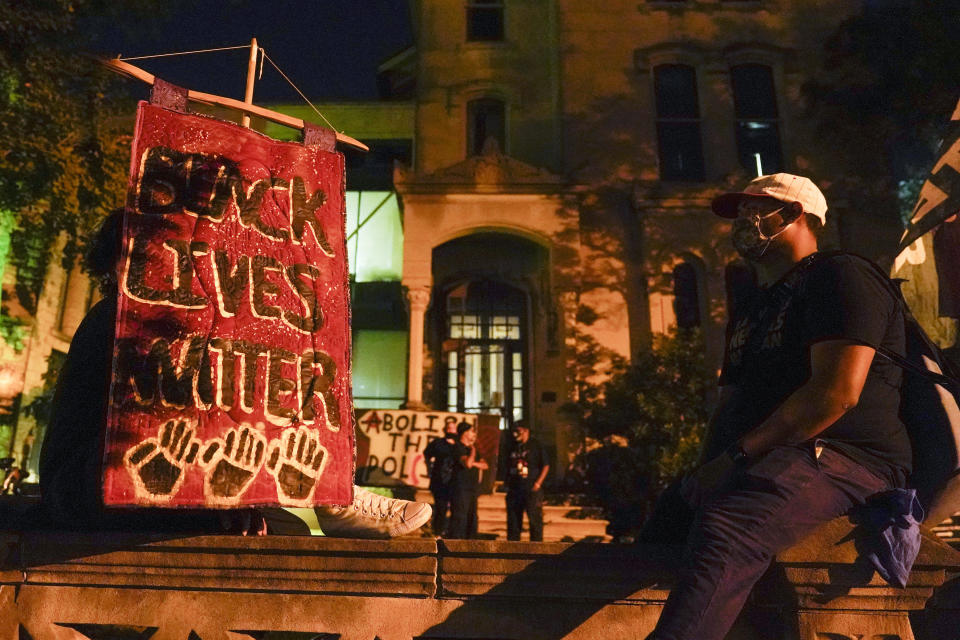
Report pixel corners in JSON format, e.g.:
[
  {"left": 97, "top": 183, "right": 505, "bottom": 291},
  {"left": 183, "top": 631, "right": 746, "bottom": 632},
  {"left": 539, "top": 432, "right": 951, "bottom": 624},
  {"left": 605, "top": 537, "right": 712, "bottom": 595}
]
[{"left": 898, "top": 98, "right": 960, "bottom": 253}]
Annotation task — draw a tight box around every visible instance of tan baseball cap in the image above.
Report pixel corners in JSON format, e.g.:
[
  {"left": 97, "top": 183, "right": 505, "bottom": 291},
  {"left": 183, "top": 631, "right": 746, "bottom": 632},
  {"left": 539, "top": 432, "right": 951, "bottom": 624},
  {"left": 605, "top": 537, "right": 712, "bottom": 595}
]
[{"left": 711, "top": 173, "right": 828, "bottom": 225}]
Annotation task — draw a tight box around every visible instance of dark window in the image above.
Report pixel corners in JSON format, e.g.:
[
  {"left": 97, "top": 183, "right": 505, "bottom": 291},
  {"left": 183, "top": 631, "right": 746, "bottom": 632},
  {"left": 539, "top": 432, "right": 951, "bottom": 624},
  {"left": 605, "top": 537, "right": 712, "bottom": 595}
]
[
  {"left": 724, "top": 260, "right": 758, "bottom": 320},
  {"left": 731, "top": 64, "right": 782, "bottom": 176},
  {"left": 654, "top": 64, "right": 705, "bottom": 181},
  {"left": 343, "top": 139, "right": 413, "bottom": 190},
  {"left": 467, "top": 98, "right": 506, "bottom": 156},
  {"left": 673, "top": 262, "right": 701, "bottom": 329},
  {"left": 467, "top": 0, "right": 504, "bottom": 42}
]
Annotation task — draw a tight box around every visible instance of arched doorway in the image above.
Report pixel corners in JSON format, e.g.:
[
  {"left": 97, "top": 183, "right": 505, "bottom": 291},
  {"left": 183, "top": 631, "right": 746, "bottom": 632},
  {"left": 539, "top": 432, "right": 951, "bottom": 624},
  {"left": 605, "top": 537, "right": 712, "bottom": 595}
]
[{"left": 430, "top": 231, "right": 548, "bottom": 429}]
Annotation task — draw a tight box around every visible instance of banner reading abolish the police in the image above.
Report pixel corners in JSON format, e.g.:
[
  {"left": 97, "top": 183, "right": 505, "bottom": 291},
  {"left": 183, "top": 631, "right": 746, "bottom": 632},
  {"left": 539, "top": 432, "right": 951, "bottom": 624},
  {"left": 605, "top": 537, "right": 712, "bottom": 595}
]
[{"left": 103, "top": 102, "right": 354, "bottom": 508}]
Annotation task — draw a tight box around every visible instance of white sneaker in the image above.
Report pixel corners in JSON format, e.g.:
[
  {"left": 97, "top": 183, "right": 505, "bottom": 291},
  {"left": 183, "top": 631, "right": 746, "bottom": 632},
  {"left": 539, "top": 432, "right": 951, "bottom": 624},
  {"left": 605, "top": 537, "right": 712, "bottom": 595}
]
[{"left": 313, "top": 486, "right": 432, "bottom": 539}]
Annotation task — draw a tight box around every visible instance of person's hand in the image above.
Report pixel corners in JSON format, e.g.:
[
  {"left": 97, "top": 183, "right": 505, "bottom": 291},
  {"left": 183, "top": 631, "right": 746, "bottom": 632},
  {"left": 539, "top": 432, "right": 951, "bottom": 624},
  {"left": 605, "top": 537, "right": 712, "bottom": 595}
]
[
  {"left": 532, "top": 481, "right": 542, "bottom": 492},
  {"left": 680, "top": 452, "right": 737, "bottom": 509},
  {"left": 473, "top": 458, "right": 489, "bottom": 470}
]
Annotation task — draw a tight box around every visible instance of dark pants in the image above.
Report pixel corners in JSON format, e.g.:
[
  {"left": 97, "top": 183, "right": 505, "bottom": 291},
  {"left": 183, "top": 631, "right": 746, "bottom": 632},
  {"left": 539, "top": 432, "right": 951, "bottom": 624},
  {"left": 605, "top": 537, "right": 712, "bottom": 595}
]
[
  {"left": 431, "top": 486, "right": 453, "bottom": 536},
  {"left": 448, "top": 486, "right": 478, "bottom": 539},
  {"left": 506, "top": 486, "right": 544, "bottom": 541},
  {"left": 647, "top": 443, "right": 889, "bottom": 640}
]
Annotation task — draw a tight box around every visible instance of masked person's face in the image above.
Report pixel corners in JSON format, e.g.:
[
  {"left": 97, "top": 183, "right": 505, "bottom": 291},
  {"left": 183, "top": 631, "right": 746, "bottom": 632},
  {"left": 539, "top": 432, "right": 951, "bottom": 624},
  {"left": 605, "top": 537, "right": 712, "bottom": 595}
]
[{"left": 731, "top": 199, "right": 794, "bottom": 262}]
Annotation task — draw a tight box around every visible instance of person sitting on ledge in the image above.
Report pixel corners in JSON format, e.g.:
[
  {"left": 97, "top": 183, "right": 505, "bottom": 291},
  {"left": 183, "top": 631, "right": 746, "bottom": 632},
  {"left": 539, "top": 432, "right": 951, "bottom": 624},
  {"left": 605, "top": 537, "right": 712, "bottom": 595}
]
[
  {"left": 39, "top": 208, "right": 430, "bottom": 538},
  {"left": 642, "top": 174, "right": 911, "bottom": 640}
]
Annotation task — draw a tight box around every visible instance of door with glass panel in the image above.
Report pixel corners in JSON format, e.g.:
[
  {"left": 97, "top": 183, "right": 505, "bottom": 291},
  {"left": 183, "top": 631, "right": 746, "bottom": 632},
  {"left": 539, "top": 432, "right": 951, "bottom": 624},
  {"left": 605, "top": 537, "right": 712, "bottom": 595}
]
[{"left": 442, "top": 281, "right": 525, "bottom": 426}]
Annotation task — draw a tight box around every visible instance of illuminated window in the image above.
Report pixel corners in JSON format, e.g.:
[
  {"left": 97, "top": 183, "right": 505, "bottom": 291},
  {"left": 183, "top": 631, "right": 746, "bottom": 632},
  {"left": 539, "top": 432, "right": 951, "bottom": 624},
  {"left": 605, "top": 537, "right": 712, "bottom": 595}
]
[
  {"left": 343, "top": 138, "right": 410, "bottom": 283},
  {"left": 467, "top": 0, "right": 504, "bottom": 42},
  {"left": 731, "top": 64, "right": 782, "bottom": 176},
  {"left": 352, "top": 330, "right": 408, "bottom": 409},
  {"left": 345, "top": 191, "right": 403, "bottom": 283},
  {"left": 654, "top": 64, "right": 705, "bottom": 181},
  {"left": 443, "top": 281, "right": 525, "bottom": 421},
  {"left": 467, "top": 98, "right": 506, "bottom": 156}
]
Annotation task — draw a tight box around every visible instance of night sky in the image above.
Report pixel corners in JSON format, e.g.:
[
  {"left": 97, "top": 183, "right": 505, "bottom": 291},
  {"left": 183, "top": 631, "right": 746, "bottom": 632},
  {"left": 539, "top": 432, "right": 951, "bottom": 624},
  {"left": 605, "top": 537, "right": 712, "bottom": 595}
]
[{"left": 89, "top": 1, "right": 413, "bottom": 103}]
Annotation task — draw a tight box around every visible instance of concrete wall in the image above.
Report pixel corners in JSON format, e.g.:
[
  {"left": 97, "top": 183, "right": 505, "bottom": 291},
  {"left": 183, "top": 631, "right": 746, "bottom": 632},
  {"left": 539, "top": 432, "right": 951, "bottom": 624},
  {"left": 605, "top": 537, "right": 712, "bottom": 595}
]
[
  {"left": 2, "top": 514, "right": 959, "bottom": 640},
  {"left": 412, "top": 0, "right": 561, "bottom": 173}
]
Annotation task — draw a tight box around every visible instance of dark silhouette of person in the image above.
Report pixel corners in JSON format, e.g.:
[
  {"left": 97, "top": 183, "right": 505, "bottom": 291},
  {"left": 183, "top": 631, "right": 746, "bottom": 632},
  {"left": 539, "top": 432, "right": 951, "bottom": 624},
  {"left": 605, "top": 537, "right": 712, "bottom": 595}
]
[
  {"left": 423, "top": 420, "right": 459, "bottom": 536},
  {"left": 446, "top": 421, "right": 488, "bottom": 539}
]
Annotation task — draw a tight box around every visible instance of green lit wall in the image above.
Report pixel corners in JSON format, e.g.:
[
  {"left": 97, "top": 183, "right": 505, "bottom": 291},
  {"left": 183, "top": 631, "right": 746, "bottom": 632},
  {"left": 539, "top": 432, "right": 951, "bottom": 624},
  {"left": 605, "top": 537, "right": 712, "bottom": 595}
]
[
  {"left": 256, "top": 104, "right": 413, "bottom": 407},
  {"left": 352, "top": 330, "right": 408, "bottom": 409}
]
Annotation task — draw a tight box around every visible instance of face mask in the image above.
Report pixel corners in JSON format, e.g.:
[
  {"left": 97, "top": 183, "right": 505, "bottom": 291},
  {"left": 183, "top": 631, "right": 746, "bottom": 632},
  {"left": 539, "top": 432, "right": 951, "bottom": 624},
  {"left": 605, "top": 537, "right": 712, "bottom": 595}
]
[{"left": 731, "top": 207, "right": 795, "bottom": 261}]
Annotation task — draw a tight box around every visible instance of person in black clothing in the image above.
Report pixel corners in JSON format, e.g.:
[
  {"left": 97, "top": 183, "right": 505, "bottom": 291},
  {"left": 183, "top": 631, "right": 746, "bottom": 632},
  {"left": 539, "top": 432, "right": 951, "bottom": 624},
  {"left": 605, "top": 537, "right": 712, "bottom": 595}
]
[
  {"left": 505, "top": 420, "right": 549, "bottom": 541},
  {"left": 645, "top": 174, "right": 911, "bottom": 640},
  {"left": 447, "top": 421, "right": 488, "bottom": 539},
  {"left": 423, "top": 421, "right": 459, "bottom": 536},
  {"left": 38, "top": 209, "right": 251, "bottom": 533}
]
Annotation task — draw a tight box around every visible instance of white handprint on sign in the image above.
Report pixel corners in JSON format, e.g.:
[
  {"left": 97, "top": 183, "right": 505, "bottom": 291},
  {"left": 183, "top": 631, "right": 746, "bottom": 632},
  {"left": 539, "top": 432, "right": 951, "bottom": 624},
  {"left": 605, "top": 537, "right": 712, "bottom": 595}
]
[
  {"left": 265, "top": 425, "right": 329, "bottom": 507},
  {"left": 124, "top": 420, "right": 201, "bottom": 502},
  {"left": 200, "top": 425, "right": 267, "bottom": 505}
]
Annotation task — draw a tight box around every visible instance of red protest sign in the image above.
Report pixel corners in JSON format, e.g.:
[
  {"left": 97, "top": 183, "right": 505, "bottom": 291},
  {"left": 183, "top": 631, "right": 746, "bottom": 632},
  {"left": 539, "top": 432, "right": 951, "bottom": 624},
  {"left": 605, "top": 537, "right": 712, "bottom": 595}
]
[{"left": 102, "top": 102, "right": 354, "bottom": 508}]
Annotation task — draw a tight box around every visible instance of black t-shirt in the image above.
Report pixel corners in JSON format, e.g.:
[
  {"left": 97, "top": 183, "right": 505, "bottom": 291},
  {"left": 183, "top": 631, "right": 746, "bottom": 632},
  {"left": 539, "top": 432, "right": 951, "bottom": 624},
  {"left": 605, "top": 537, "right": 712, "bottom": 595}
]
[
  {"left": 506, "top": 437, "right": 549, "bottom": 491},
  {"left": 453, "top": 442, "right": 480, "bottom": 493},
  {"left": 715, "top": 253, "right": 912, "bottom": 486},
  {"left": 424, "top": 435, "right": 458, "bottom": 490}
]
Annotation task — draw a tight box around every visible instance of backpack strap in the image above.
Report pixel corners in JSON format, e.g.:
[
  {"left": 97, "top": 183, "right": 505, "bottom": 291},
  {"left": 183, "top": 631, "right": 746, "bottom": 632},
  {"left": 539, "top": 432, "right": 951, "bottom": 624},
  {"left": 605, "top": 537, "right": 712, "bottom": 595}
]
[
  {"left": 874, "top": 344, "right": 960, "bottom": 392},
  {"left": 836, "top": 251, "right": 960, "bottom": 393}
]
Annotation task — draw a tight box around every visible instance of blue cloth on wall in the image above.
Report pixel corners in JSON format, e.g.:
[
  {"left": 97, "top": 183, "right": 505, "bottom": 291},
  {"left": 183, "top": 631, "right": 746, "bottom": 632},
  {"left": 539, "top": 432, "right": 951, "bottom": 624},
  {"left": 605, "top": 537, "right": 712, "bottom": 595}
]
[{"left": 856, "top": 488, "right": 924, "bottom": 588}]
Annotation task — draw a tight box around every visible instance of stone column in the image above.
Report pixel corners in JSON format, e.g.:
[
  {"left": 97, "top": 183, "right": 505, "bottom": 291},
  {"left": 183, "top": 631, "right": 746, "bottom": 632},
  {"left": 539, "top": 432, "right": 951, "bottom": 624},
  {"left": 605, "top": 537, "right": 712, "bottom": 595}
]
[{"left": 404, "top": 286, "right": 432, "bottom": 410}]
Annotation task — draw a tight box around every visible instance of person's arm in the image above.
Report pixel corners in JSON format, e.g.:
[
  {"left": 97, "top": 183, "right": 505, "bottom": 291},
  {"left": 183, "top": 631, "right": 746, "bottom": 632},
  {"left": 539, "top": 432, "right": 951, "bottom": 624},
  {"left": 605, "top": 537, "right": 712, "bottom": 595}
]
[
  {"left": 697, "top": 384, "right": 741, "bottom": 464},
  {"left": 739, "top": 340, "right": 875, "bottom": 456},
  {"left": 684, "top": 340, "right": 874, "bottom": 503},
  {"left": 459, "top": 445, "right": 476, "bottom": 469},
  {"left": 423, "top": 439, "right": 437, "bottom": 474},
  {"left": 532, "top": 463, "right": 549, "bottom": 491}
]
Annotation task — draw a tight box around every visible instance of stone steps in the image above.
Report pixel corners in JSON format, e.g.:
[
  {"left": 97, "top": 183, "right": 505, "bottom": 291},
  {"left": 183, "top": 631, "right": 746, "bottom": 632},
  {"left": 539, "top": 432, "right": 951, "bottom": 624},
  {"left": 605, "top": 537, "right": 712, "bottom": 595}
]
[{"left": 417, "top": 490, "right": 610, "bottom": 542}]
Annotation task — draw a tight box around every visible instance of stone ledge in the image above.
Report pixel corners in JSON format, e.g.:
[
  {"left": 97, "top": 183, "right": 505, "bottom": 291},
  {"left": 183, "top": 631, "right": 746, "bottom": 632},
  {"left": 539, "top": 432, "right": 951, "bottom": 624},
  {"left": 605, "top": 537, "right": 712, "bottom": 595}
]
[
  {"left": 6, "top": 533, "right": 438, "bottom": 598},
  {"left": 438, "top": 539, "right": 677, "bottom": 601},
  {"left": 1, "top": 516, "right": 959, "bottom": 640}
]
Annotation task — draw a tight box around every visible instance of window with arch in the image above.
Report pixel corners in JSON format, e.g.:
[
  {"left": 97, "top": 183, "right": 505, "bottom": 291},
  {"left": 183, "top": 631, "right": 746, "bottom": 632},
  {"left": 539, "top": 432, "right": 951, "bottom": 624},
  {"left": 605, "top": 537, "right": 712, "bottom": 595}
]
[
  {"left": 467, "top": 97, "right": 506, "bottom": 156},
  {"left": 654, "top": 64, "right": 705, "bottom": 181},
  {"left": 673, "top": 261, "right": 701, "bottom": 329},
  {"left": 467, "top": 0, "right": 504, "bottom": 42},
  {"left": 724, "top": 260, "right": 758, "bottom": 320},
  {"left": 731, "top": 64, "right": 782, "bottom": 176},
  {"left": 443, "top": 280, "right": 525, "bottom": 422}
]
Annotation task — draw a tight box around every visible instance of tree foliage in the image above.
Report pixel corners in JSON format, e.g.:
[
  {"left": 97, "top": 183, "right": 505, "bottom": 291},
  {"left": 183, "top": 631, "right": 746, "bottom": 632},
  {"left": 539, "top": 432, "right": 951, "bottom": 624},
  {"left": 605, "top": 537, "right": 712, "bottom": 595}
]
[
  {"left": 0, "top": 1, "right": 170, "bottom": 318},
  {"left": 572, "top": 328, "right": 714, "bottom": 534},
  {"left": 803, "top": 0, "right": 960, "bottom": 258}
]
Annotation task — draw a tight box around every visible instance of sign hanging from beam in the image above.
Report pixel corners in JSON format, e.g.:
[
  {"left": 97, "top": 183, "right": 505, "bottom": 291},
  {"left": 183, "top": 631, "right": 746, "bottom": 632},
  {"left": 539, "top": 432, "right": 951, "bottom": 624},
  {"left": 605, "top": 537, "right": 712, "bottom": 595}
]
[{"left": 102, "top": 102, "right": 354, "bottom": 508}]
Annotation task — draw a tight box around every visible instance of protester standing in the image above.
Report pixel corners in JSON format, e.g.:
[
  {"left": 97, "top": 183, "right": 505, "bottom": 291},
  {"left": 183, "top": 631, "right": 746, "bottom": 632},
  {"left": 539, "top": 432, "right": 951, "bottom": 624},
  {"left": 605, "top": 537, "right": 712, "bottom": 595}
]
[
  {"left": 447, "top": 422, "right": 488, "bottom": 539},
  {"left": 423, "top": 421, "right": 459, "bottom": 536},
  {"left": 505, "top": 420, "right": 550, "bottom": 541}
]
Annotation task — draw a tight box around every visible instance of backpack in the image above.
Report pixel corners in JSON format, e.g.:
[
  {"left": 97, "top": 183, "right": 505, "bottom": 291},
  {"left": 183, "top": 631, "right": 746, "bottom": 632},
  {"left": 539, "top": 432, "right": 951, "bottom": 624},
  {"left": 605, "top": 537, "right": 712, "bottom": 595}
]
[
  {"left": 857, "top": 256, "right": 960, "bottom": 525},
  {"left": 426, "top": 438, "right": 457, "bottom": 487},
  {"left": 435, "top": 449, "right": 457, "bottom": 486}
]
